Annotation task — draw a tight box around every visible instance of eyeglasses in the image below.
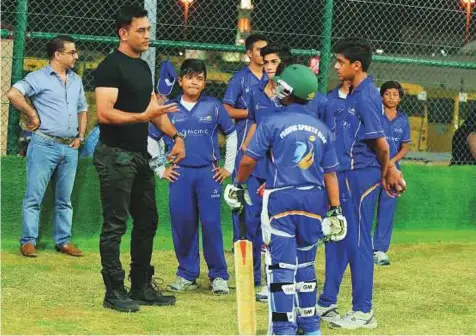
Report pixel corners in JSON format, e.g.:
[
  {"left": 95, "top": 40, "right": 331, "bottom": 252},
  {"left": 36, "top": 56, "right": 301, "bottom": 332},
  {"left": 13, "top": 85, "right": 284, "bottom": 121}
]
[{"left": 61, "top": 50, "right": 79, "bottom": 56}]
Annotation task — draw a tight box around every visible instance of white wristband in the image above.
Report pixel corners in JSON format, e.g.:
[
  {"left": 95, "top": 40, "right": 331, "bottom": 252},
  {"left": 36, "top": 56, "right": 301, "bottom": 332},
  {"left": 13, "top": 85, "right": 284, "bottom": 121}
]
[{"left": 155, "top": 165, "right": 165, "bottom": 179}]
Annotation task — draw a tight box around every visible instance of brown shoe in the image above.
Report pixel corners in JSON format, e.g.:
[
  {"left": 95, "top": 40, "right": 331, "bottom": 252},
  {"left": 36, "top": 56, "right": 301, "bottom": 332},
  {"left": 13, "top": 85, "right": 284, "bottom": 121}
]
[
  {"left": 56, "top": 243, "right": 84, "bottom": 257},
  {"left": 20, "top": 243, "right": 37, "bottom": 257}
]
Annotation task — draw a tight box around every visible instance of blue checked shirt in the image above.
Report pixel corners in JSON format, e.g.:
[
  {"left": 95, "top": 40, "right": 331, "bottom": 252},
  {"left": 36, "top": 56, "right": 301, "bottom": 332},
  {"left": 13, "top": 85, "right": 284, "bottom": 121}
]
[{"left": 13, "top": 64, "right": 88, "bottom": 138}]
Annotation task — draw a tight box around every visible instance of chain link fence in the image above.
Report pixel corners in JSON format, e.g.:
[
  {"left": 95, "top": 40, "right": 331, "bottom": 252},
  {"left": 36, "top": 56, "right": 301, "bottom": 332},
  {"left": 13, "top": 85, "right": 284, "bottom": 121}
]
[{"left": 1, "top": 0, "right": 475, "bottom": 163}]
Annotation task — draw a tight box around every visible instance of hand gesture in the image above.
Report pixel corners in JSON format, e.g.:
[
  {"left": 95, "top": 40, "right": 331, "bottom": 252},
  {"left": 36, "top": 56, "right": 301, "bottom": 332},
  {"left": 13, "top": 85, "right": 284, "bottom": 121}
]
[
  {"left": 162, "top": 164, "right": 180, "bottom": 182},
  {"left": 167, "top": 138, "right": 185, "bottom": 164},
  {"left": 213, "top": 167, "right": 231, "bottom": 184},
  {"left": 142, "top": 102, "right": 179, "bottom": 121}
]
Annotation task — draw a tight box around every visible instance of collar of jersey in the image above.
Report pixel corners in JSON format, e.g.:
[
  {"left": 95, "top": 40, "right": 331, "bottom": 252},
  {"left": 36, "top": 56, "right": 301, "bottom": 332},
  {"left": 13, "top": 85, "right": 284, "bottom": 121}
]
[
  {"left": 284, "top": 103, "right": 309, "bottom": 114},
  {"left": 244, "top": 65, "right": 268, "bottom": 82},
  {"left": 350, "top": 75, "right": 374, "bottom": 94},
  {"left": 173, "top": 94, "right": 207, "bottom": 113}
]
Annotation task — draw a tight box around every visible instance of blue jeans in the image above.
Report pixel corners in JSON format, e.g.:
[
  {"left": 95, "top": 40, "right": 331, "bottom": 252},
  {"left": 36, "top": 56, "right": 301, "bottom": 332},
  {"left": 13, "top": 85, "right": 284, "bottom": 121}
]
[{"left": 21, "top": 133, "right": 78, "bottom": 247}]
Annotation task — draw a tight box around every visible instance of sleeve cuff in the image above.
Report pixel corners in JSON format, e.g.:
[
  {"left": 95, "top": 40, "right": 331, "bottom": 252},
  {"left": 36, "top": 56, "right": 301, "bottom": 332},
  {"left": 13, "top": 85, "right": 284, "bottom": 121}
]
[
  {"left": 323, "top": 163, "right": 339, "bottom": 174},
  {"left": 362, "top": 131, "right": 385, "bottom": 140},
  {"left": 222, "top": 99, "right": 236, "bottom": 107},
  {"left": 223, "top": 125, "right": 235, "bottom": 135},
  {"left": 244, "top": 148, "right": 261, "bottom": 161},
  {"left": 12, "top": 83, "right": 26, "bottom": 95}
]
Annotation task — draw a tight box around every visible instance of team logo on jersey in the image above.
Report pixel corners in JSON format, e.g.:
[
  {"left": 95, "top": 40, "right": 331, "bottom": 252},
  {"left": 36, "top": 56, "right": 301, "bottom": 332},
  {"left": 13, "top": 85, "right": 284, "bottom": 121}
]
[
  {"left": 211, "top": 188, "right": 220, "bottom": 198},
  {"left": 393, "top": 127, "right": 403, "bottom": 133},
  {"left": 348, "top": 107, "right": 356, "bottom": 115},
  {"left": 293, "top": 137, "right": 315, "bottom": 170},
  {"left": 171, "top": 117, "right": 185, "bottom": 124},
  {"left": 386, "top": 136, "right": 400, "bottom": 143},
  {"left": 184, "top": 129, "right": 209, "bottom": 136},
  {"left": 199, "top": 115, "right": 213, "bottom": 123}
]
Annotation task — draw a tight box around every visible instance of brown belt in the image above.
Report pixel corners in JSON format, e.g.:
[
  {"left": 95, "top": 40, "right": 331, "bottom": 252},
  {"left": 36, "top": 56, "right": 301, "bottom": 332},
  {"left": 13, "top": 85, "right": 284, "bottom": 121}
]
[{"left": 35, "top": 130, "right": 76, "bottom": 145}]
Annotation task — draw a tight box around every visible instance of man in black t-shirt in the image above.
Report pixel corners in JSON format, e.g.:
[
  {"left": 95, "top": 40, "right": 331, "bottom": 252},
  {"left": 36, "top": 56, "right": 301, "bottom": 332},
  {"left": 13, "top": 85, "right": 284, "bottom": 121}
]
[
  {"left": 94, "top": 5, "right": 185, "bottom": 313},
  {"left": 451, "top": 109, "right": 476, "bottom": 165}
]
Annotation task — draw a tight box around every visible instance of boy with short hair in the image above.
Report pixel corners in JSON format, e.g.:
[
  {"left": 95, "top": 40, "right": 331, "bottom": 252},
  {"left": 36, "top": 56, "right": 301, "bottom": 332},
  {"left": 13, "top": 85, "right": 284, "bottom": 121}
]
[
  {"left": 150, "top": 59, "right": 238, "bottom": 294},
  {"left": 223, "top": 34, "right": 268, "bottom": 244},
  {"left": 373, "top": 81, "right": 411, "bottom": 266},
  {"left": 227, "top": 64, "right": 347, "bottom": 335}
]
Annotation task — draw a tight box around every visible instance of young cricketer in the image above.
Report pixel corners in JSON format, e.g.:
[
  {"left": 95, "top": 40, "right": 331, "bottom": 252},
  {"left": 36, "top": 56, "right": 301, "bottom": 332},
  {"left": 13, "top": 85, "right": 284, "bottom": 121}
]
[
  {"left": 223, "top": 34, "right": 268, "bottom": 244},
  {"left": 150, "top": 59, "right": 238, "bottom": 294},
  {"left": 226, "top": 64, "right": 347, "bottom": 335},
  {"left": 316, "top": 37, "right": 406, "bottom": 330},
  {"left": 373, "top": 81, "right": 411, "bottom": 266}
]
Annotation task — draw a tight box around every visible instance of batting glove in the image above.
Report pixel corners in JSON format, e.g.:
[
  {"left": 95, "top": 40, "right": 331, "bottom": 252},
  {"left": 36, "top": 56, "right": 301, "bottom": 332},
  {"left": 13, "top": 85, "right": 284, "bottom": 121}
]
[
  {"left": 224, "top": 184, "right": 252, "bottom": 212},
  {"left": 322, "top": 206, "right": 347, "bottom": 243}
]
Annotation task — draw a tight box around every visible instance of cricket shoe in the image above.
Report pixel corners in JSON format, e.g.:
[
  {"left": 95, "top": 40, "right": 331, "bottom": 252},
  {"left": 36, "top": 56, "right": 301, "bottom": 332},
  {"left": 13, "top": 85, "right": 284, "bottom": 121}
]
[
  {"left": 328, "top": 310, "right": 377, "bottom": 330},
  {"left": 167, "top": 276, "right": 199, "bottom": 292},
  {"left": 211, "top": 277, "right": 230, "bottom": 295},
  {"left": 374, "top": 251, "right": 390, "bottom": 266},
  {"left": 255, "top": 285, "right": 268, "bottom": 302},
  {"left": 315, "top": 303, "right": 341, "bottom": 323}
]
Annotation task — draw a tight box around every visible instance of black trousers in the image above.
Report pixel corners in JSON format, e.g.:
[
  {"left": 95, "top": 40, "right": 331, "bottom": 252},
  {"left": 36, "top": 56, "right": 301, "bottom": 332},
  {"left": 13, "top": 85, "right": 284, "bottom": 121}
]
[{"left": 93, "top": 142, "right": 158, "bottom": 276}]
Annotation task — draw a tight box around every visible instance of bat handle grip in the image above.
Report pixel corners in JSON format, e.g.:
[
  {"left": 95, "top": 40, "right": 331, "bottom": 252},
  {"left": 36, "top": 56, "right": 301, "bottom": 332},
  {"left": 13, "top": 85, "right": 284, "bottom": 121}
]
[{"left": 236, "top": 191, "right": 247, "bottom": 240}]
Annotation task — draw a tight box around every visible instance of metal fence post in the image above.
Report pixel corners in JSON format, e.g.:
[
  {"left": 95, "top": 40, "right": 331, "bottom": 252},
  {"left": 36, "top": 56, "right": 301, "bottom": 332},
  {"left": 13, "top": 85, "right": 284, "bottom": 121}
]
[
  {"left": 7, "top": 0, "right": 28, "bottom": 154},
  {"left": 318, "top": 0, "right": 334, "bottom": 94}
]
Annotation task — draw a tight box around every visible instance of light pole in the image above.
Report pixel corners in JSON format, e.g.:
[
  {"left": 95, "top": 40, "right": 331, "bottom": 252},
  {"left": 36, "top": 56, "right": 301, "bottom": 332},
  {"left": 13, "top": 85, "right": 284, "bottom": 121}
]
[
  {"left": 180, "top": 0, "right": 194, "bottom": 40},
  {"left": 462, "top": 0, "right": 475, "bottom": 45},
  {"left": 235, "top": 0, "right": 253, "bottom": 46}
]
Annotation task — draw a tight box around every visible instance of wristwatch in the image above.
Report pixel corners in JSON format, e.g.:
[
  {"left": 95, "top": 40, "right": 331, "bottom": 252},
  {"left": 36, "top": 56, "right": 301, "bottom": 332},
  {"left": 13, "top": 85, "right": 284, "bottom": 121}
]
[
  {"left": 172, "top": 132, "right": 185, "bottom": 142},
  {"left": 78, "top": 136, "right": 85, "bottom": 144}
]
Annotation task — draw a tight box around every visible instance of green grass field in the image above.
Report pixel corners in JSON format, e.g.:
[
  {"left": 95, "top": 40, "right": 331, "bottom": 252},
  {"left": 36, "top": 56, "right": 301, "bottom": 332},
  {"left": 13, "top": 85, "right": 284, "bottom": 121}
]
[
  {"left": 2, "top": 157, "right": 476, "bottom": 334},
  {"left": 2, "top": 235, "right": 476, "bottom": 335}
]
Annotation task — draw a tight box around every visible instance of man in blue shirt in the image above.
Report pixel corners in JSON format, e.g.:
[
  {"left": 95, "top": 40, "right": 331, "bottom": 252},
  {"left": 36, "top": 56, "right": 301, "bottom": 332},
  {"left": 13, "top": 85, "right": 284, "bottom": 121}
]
[
  {"left": 7, "top": 35, "right": 88, "bottom": 258},
  {"left": 226, "top": 65, "right": 347, "bottom": 336},
  {"left": 149, "top": 59, "right": 238, "bottom": 295},
  {"left": 223, "top": 34, "right": 268, "bottom": 244},
  {"left": 374, "top": 81, "right": 411, "bottom": 266},
  {"left": 316, "top": 37, "right": 406, "bottom": 330}
]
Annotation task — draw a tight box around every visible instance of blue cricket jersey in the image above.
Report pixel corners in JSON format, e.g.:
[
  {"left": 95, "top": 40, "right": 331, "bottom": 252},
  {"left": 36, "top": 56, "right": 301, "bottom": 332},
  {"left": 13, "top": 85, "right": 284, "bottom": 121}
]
[
  {"left": 327, "top": 85, "right": 348, "bottom": 171},
  {"left": 335, "top": 76, "right": 385, "bottom": 171},
  {"left": 157, "top": 95, "right": 235, "bottom": 167},
  {"left": 246, "top": 103, "right": 338, "bottom": 189},
  {"left": 306, "top": 92, "right": 335, "bottom": 132},
  {"left": 247, "top": 81, "right": 283, "bottom": 179},
  {"left": 382, "top": 109, "right": 411, "bottom": 167},
  {"left": 223, "top": 66, "right": 268, "bottom": 149}
]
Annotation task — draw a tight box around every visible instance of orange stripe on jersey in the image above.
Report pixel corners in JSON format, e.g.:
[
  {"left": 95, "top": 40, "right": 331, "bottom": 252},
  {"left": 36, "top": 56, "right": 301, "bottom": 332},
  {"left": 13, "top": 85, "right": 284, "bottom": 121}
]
[
  {"left": 358, "top": 182, "right": 380, "bottom": 246},
  {"left": 270, "top": 211, "right": 322, "bottom": 222}
]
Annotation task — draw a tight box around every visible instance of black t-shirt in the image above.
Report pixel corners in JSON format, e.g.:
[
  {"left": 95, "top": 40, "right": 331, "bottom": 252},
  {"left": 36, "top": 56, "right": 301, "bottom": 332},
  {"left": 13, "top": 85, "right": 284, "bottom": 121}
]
[
  {"left": 451, "top": 123, "right": 476, "bottom": 165},
  {"left": 450, "top": 123, "right": 476, "bottom": 165},
  {"left": 94, "top": 49, "right": 152, "bottom": 152}
]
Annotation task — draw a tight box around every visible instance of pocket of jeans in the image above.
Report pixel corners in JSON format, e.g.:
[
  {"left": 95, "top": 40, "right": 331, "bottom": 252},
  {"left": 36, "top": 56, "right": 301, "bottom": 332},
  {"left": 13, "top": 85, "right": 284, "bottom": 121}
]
[{"left": 32, "top": 134, "right": 55, "bottom": 148}]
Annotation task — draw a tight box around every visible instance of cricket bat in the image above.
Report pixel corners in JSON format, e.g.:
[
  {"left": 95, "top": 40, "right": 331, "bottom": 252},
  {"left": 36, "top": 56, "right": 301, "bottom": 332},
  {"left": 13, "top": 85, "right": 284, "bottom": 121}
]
[{"left": 234, "top": 193, "right": 256, "bottom": 335}]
